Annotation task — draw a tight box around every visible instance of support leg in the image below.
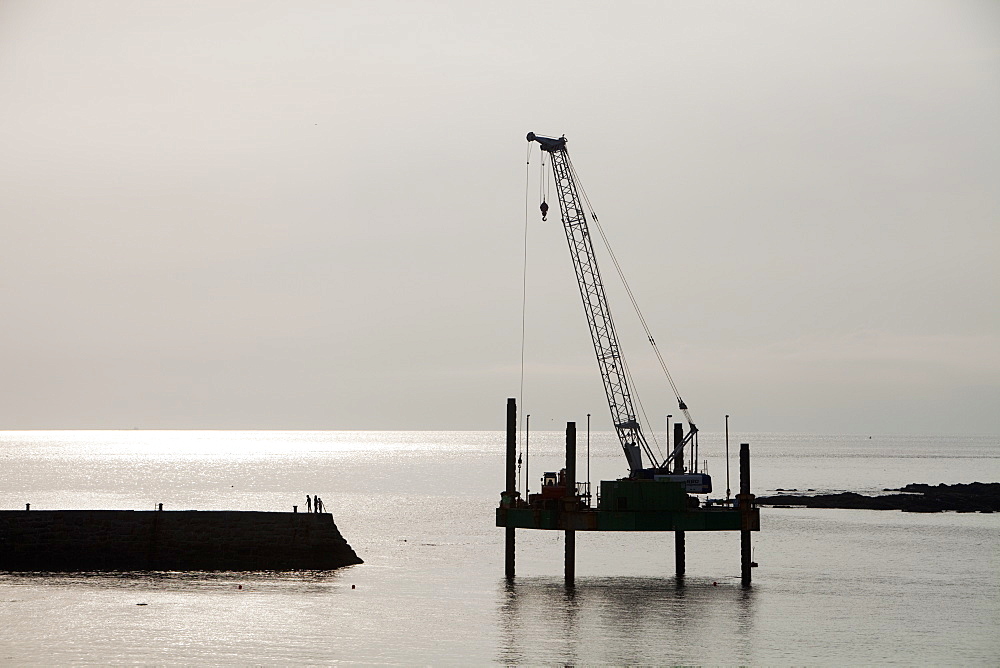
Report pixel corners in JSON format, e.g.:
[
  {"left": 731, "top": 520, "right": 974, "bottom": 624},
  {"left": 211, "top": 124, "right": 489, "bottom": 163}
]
[
  {"left": 506, "top": 527, "right": 516, "bottom": 579},
  {"left": 740, "top": 442, "right": 752, "bottom": 587},
  {"left": 741, "top": 530, "right": 751, "bottom": 586},
  {"left": 673, "top": 423, "right": 686, "bottom": 578},
  {"left": 564, "top": 421, "right": 576, "bottom": 587},
  {"left": 675, "top": 530, "right": 686, "bottom": 576},
  {"left": 565, "top": 530, "right": 575, "bottom": 586},
  {"left": 504, "top": 398, "right": 517, "bottom": 579}
]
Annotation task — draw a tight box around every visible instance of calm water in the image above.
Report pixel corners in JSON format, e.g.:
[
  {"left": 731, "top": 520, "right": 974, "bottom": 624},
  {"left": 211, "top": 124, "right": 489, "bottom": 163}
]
[{"left": 1, "top": 430, "right": 998, "bottom": 665}]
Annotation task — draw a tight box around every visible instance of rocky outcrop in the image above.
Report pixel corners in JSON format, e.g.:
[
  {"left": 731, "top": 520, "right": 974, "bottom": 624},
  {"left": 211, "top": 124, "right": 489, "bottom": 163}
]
[
  {"left": 0, "top": 510, "right": 363, "bottom": 571},
  {"left": 756, "top": 482, "right": 1000, "bottom": 513}
]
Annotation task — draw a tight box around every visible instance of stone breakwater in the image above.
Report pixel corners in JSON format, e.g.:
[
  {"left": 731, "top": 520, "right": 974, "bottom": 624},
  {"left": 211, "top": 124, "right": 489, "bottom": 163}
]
[
  {"left": 755, "top": 482, "right": 1000, "bottom": 513},
  {"left": 0, "top": 510, "right": 363, "bottom": 571}
]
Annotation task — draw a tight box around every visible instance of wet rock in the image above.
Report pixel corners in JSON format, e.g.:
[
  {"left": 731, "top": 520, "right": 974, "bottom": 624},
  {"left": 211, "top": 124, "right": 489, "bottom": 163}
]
[{"left": 756, "top": 482, "right": 1000, "bottom": 513}]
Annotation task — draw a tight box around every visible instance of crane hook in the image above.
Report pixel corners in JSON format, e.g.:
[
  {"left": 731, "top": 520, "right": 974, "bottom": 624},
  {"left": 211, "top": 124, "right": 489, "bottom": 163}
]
[{"left": 540, "top": 200, "right": 549, "bottom": 222}]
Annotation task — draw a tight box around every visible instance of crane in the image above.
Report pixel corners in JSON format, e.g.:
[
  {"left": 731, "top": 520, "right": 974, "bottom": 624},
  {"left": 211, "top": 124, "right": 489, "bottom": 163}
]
[{"left": 526, "top": 131, "right": 706, "bottom": 485}]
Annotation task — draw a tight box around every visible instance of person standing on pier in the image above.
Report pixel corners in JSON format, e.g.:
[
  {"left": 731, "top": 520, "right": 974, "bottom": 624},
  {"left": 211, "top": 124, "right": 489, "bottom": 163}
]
[{"left": 306, "top": 495, "right": 312, "bottom": 513}]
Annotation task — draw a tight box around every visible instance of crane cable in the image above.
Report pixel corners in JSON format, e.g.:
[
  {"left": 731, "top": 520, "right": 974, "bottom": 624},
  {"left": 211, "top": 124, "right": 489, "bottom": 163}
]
[
  {"left": 566, "top": 154, "right": 697, "bottom": 433},
  {"left": 561, "top": 156, "right": 664, "bottom": 465},
  {"left": 518, "top": 142, "right": 533, "bottom": 481}
]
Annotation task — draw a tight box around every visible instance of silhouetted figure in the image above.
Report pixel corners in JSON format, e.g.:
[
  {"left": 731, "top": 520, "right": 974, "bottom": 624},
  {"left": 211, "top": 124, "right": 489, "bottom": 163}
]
[
  {"left": 315, "top": 496, "right": 325, "bottom": 513},
  {"left": 306, "top": 495, "right": 312, "bottom": 513}
]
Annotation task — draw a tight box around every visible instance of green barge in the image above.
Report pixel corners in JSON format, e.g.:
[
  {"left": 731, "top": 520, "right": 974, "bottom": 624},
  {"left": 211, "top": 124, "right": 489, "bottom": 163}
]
[
  {"left": 498, "top": 477, "right": 759, "bottom": 532},
  {"left": 497, "top": 399, "right": 759, "bottom": 585}
]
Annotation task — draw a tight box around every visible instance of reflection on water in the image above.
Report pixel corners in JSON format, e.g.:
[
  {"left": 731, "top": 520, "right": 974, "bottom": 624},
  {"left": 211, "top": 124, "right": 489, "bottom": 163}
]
[
  {"left": 1, "top": 570, "right": 351, "bottom": 596},
  {"left": 497, "top": 576, "right": 757, "bottom": 665}
]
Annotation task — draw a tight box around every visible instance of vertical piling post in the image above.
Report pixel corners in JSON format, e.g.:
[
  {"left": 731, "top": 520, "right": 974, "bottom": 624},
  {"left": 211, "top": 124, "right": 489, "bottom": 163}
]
[
  {"left": 740, "top": 442, "right": 752, "bottom": 586},
  {"left": 505, "top": 398, "right": 517, "bottom": 579},
  {"left": 673, "top": 423, "right": 685, "bottom": 474},
  {"left": 565, "top": 421, "right": 576, "bottom": 586},
  {"left": 673, "top": 422, "right": 686, "bottom": 576},
  {"left": 725, "top": 414, "right": 731, "bottom": 501}
]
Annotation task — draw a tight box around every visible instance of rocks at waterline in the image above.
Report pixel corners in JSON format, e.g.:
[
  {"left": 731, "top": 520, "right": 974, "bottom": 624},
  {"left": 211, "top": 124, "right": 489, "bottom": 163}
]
[{"left": 754, "top": 482, "right": 999, "bottom": 513}]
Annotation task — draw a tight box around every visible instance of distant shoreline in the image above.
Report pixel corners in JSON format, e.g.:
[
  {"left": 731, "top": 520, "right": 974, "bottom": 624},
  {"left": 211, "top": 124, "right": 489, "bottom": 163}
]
[{"left": 755, "top": 482, "right": 999, "bottom": 513}]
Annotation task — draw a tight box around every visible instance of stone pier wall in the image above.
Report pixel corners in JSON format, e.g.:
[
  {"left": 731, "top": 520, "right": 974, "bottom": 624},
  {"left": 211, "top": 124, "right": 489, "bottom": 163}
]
[{"left": 0, "top": 510, "right": 363, "bottom": 571}]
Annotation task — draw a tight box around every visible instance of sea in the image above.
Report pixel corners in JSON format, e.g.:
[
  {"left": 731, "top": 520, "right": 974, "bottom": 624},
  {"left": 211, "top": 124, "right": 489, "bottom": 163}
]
[{"left": 1, "top": 429, "right": 998, "bottom": 665}]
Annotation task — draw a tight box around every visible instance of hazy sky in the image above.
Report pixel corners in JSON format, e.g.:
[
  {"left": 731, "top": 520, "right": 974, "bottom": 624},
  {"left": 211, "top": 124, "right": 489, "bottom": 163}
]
[{"left": 1, "top": 1, "right": 997, "bottom": 435}]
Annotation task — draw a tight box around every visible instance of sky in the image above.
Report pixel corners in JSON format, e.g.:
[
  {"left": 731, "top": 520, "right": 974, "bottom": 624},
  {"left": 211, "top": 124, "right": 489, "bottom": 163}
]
[{"left": 0, "top": 1, "right": 997, "bottom": 435}]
